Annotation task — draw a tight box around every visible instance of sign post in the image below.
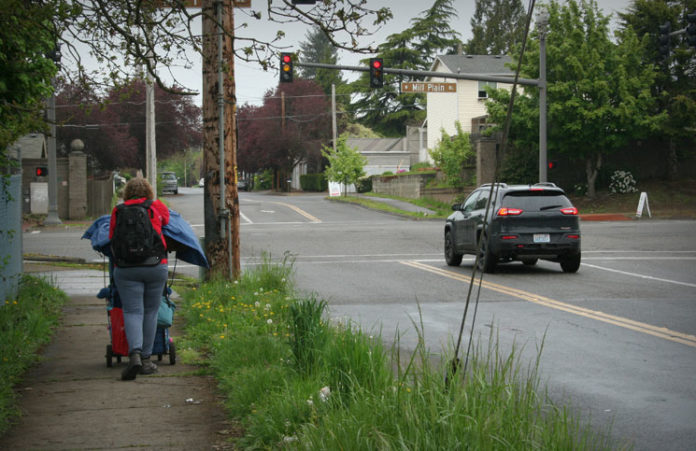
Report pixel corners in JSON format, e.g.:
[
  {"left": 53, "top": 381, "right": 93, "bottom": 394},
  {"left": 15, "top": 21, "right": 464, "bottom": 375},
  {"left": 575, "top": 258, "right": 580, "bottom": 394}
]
[{"left": 636, "top": 192, "right": 652, "bottom": 218}]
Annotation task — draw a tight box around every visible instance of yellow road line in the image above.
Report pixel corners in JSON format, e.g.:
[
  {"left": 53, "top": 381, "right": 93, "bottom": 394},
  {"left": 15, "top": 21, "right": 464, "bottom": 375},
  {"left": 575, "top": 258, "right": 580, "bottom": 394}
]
[
  {"left": 270, "top": 201, "right": 322, "bottom": 223},
  {"left": 401, "top": 260, "right": 696, "bottom": 348}
]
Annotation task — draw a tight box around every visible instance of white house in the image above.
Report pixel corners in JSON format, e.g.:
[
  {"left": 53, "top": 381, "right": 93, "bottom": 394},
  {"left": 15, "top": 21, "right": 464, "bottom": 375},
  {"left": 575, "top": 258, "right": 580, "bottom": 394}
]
[{"left": 425, "top": 55, "right": 514, "bottom": 151}]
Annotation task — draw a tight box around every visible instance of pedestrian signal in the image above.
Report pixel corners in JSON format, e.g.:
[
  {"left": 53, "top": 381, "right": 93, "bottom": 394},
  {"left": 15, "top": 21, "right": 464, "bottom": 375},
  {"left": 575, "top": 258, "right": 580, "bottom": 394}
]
[{"left": 35, "top": 166, "right": 48, "bottom": 177}]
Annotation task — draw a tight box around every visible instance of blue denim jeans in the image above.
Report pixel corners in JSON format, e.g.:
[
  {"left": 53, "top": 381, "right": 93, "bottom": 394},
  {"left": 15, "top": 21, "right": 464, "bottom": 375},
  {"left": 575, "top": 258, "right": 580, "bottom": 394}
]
[{"left": 113, "top": 264, "right": 168, "bottom": 358}]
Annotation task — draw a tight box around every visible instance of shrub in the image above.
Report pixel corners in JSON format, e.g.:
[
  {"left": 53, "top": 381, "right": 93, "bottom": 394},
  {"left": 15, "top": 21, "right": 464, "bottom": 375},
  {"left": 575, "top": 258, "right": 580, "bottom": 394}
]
[
  {"left": 355, "top": 177, "right": 372, "bottom": 193},
  {"left": 428, "top": 121, "right": 474, "bottom": 188},
  {"left": 300, "top": 173, "right": 328, "bottom": 192},
  {"left": 609, "top": 170, "right": 637, "bottom": 194}
]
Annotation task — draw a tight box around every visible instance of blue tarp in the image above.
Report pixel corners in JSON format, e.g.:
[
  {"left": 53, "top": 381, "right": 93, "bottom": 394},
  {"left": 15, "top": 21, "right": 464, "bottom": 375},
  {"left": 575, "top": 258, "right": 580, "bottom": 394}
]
[{"left": 82, "top": 209, "right": 209, "bottom": 268}]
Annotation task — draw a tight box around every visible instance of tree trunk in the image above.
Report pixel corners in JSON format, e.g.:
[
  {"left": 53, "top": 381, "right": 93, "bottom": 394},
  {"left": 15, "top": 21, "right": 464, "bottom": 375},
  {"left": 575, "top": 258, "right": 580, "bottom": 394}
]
[
  {"left": 585, "top": 153, "right": 602, "bottom": 198},
  {"left": 202, "top": 0, "right": 240, "bottom": 279},
  {"left": 666, "top": 138, "right": 678, "bottom": 180}
]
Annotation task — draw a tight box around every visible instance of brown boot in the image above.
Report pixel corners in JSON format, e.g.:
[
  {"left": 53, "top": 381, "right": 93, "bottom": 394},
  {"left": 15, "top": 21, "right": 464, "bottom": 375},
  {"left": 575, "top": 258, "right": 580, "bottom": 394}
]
[
  {"left": 140, "top": 356, "right": 158, "bottom": 375},
  {"left": 121, "top": 351, "right": 142, "bottom": 381}
]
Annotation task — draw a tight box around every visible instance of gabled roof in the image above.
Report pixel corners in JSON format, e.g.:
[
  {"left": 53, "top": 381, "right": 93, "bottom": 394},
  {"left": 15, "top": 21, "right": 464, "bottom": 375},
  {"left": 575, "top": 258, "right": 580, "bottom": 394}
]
[
  {"left": 429, "top": 54, "right": 513, "bottom": 77},
  {"left": 7, "top": 133, "right": 47, "bottom": 160},
  {"left": 345, "top": 138, "right": 408, "bottom": 153}
]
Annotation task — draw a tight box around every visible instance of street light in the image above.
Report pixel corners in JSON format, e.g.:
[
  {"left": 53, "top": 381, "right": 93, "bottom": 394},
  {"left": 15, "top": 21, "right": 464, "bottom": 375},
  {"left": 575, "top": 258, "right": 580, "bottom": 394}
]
[
  {"left": 536, "top": 6, "right": 549, "bottom": 183},
  {"left": 44, "top": 44, "right": 62, "bottom": 225}
]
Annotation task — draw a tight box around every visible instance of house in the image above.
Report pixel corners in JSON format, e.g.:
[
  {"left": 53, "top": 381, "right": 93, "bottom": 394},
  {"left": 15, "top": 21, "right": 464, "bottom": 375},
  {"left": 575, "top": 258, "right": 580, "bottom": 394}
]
[
  {"left": 425, "top": 54, "right": 514, "bottom": 151},
  {"left": 345, "top": 136, "right": 412, "bottom": 176},
  {"left": 9, "top": 133, "right": 47, "bottom": 160}
]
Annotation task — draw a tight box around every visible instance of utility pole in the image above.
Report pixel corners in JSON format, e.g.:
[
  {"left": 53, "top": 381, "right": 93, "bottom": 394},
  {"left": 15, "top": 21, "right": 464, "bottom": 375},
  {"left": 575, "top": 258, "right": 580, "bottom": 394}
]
[
  {"left": 44, "top": 44, "right": 61, "bottom": 226},
  {"left": 202, "top": 0, "right": 240, "bottom": 279},
  {"left": 145, "top": 64, "right": 157, "bottom": 192},
  {"left": 331, "top": 84, "right": 337, "bottom": 153},
  {"left": 537, "top": 6, "right": 549, "bottom": 183}
]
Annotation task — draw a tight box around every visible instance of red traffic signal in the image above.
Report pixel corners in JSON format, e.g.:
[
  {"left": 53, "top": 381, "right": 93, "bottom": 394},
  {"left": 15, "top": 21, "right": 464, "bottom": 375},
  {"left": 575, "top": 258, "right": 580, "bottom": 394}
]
[
  {"left": 369, "top": 58, "right": 383, "bottom": 88},
  {"left": 35, "top": 166, "right": 48, "bottom": 177},
  {"left": 547, "top": 161, "right": 557, "bottom": 170},
  {"left": 280, "top": 52, "right": 293, "bottom": 83}
]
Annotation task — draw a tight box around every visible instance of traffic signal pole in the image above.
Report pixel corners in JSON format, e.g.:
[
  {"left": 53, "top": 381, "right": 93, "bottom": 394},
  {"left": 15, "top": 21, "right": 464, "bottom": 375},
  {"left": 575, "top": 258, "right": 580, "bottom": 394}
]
[
  {"left": 294, "top": 60, "right": 545, "bottom": 180},
  {"left": 295, "top": 61, "right": 540, "bottom": 87}
]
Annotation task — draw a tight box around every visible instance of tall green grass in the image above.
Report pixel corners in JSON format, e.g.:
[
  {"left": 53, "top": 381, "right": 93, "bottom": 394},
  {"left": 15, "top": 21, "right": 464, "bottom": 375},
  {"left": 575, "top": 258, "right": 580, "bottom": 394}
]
[
  {"left": 0, "top": 275, "right": 68, "bottom": 435},
  {"left": 178, "top": 260, "right": 617, "bottom": 449}
]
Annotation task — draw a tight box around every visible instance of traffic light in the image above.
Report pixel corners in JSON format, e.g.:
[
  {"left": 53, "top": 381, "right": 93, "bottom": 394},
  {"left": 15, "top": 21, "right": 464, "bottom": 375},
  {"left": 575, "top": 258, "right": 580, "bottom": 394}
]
[
  {"left": 658, "top": 21, "right": 671, "bottom": 59},
  {"left": 687, "top": 11, "right": 696, "bottom": 47},
  {"left": 547, "top": 160, "right": 557, "bottom": 170},
  {"left": 369, "top": 58, "right": 383, "bottom": 88},
  {"left": 280, "top": 53, "right": 293, "bottom": 83},
  {"left": 35, "top": 166, "right": 48, "bottom": 177}
]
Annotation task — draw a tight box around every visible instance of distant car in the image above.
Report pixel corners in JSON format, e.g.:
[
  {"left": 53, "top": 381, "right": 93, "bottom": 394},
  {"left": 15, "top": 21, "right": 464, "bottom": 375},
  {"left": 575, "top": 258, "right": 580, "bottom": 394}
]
[
  {"left": 444, "top": 183, "right": 581, "bottom": 273},
  {"left": 160, "top": 172, "right": 178, "bottom": 195},
  {"left": 237, "top": 179, "right": 249, "bottom": 191},
  {"left": 198, "top": 178, "right": 204, "bottom": 188}
]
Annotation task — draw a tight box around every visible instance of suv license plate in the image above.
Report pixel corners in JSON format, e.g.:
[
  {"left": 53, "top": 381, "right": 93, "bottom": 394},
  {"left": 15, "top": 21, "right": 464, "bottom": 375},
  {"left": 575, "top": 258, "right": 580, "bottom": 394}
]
[{"left": 533, "top": 234, "right": 550, "bottom": 243}]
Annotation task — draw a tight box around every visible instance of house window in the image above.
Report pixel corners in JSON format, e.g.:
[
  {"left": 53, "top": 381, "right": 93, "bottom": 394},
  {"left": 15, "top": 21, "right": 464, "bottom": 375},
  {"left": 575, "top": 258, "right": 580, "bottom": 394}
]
[{"left": 478, "top": 81, "right": 497, "bottom": 99}]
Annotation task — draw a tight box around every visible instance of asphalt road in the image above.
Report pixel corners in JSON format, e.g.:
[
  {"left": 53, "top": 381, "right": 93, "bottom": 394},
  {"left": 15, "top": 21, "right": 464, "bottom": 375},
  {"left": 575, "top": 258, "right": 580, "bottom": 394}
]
[{"left": 27, "top": 187, "right": 696, "bottom": 450}]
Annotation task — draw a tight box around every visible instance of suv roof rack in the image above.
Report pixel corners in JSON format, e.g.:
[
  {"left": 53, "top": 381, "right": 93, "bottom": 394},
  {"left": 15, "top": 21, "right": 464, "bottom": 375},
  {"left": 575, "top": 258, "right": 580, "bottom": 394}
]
[
  {"left": 479, "top": 182, "right": 508, "bottom": 188},
  {"left": 532, "top": 182, "right": 557, "bottom": 188}
]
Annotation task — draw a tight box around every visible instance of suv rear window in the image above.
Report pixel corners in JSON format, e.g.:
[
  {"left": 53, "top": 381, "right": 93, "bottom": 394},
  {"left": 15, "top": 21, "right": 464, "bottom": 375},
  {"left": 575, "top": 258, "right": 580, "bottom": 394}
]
[
  {"left": 501, "top": 192, "right": 572, "bottom": 211},
  {"left": 162, "top": 173, "right": 176, "bottom": 180}
]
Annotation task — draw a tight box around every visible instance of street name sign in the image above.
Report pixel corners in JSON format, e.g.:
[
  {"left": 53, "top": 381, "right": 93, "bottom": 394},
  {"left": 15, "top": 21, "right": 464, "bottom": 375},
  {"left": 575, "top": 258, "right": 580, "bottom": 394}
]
[{"left": 401, "top": 82, "right": 456, "bottom": 93}]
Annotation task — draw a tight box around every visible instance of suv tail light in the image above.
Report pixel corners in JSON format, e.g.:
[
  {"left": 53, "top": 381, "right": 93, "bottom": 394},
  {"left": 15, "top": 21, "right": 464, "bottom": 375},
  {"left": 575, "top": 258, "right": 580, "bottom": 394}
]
[
  {"left": 560, "top": 207, "right": 578, "bottom": 215},
  {"left": 498, "top": 207, "right": 523, "bottom": 216}
]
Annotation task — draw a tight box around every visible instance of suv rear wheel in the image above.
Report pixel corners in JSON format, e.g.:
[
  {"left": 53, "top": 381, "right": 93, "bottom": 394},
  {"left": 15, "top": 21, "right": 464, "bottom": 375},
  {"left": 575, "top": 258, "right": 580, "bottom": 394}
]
[
  {"left": 560, "top": 253, "right": 581, "bottom": 273},
  {"left": 477, "top": 234, "right": 497, "bottom": 273},
  {"left": 444, "top": 230, "right": 463, "bottom": 266}
]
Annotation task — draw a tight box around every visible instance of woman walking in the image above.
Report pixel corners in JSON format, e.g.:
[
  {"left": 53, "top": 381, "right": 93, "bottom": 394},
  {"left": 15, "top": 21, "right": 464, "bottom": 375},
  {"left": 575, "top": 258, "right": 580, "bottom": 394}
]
[{"left": 109, "top": 177, "right": 169, "bottom": 381}]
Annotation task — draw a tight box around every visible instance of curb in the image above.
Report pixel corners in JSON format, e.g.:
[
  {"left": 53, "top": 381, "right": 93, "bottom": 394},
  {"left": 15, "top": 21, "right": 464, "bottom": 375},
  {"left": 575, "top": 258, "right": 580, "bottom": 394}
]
[{"left": 580, "top": 213, "right": 633, "bottom": 221}]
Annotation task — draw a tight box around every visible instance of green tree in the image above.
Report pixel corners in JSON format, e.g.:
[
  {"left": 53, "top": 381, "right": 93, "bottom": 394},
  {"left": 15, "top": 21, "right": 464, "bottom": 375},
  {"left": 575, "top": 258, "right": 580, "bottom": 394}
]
[
  {"left": 466, "top": 0, "right": 527, "bottom": 55},
  {"left": 410, "top": 0, "right": 464, "bottom": 64},
  {"left": 322, "top": 137, "right": 367, "bottom": 196},
  {"left": 0, "top": 0, "right": 60, "bottom": 153},
  {"left": 298, "top": 26, "right": 345, "bottom": 96},
  {"left": 349, "top": 0, "right": 462, "bottom": 136},
  {"left": 428, "top": 122, "right": 474, "bottom": 188},
  {"left": 486, "top": 0, "right": 660, "bottom": 197},
  {"left": 619, "top": 0, "right": 696, "bottom": 179}
]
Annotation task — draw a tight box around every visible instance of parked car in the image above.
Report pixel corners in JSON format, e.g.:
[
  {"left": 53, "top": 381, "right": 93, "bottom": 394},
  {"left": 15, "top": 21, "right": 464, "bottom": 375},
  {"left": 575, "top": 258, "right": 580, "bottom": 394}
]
[
  {"left": 198, "top": 178, "right": 204, "bottom": 188},
  {"left": 237, "top": 179, "right": 249, "bottom": 191},
  {"left": 444, "top": 183, "right": 581, "bottom": 273},
  {"left": 160, "top": 171, "right": 178, "bottom": 195}
]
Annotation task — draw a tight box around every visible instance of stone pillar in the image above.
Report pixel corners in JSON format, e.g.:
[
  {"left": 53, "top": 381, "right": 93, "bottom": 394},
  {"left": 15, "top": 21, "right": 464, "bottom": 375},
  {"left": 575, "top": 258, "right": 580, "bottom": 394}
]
[
  {"left": 474, "top": 135, "right": 499, "bottom": 185},
  {"left": 68, "top": 139, "right": 87, "bottom": 219}
]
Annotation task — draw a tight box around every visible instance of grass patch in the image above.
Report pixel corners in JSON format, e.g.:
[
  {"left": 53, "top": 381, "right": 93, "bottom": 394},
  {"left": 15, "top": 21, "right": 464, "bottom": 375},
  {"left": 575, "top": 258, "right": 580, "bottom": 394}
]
[
  {"left": 177, "top": 260, "right": 617, "bottom": 449},
  {"left": 570, "top": 178, "right": 696, "bottom": 218},
  {"left": 330, "top": 193, "right": 452, "bottom": 219},
  {"left": 0, "top": 275, "right": 68, "bottom": 435}
]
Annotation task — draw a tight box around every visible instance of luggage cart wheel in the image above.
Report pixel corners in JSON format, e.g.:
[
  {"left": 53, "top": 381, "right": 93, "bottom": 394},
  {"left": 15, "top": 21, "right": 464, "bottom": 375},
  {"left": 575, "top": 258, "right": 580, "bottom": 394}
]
[
  {"left": 106, "top": 345, "right": 113, "bottom": 368},
  {"left": 169, "top": 341, "right": 176, "bottom": 365}
]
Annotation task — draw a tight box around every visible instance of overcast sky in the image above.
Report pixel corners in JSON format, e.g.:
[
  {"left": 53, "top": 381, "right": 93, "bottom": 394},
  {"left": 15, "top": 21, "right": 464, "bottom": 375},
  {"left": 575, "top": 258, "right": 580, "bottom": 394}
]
[{"left": 150, "top": 0, "right": 633, "bottom": 106}]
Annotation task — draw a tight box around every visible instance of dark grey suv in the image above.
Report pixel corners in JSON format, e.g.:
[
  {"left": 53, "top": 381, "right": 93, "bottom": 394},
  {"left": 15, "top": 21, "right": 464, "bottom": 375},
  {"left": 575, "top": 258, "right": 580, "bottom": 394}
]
[{"left": 444, "top": 183, "right": 581, "bottom": 273}]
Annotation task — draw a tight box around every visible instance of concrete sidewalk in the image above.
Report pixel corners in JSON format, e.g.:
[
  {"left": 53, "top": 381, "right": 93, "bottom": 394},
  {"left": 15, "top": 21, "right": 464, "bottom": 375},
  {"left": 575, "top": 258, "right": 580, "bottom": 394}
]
[{"left": 0, "top": 265, "right": 234, "bottom": 450}]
